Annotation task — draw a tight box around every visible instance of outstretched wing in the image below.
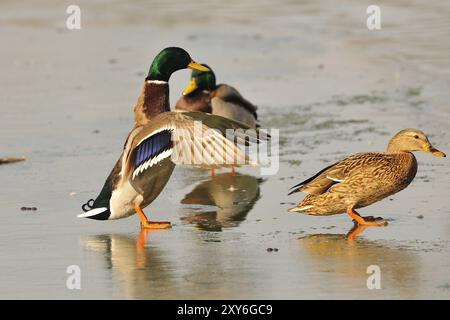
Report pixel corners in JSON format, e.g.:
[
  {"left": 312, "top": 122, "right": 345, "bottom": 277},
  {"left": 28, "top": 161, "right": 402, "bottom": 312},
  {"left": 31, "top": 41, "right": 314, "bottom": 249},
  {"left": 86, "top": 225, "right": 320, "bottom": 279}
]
[
  {"left": 183, "top": 111, "right": 267, "bottom": 142},
  {"left": 172, "top": 112, "right": 268, "bottom": 168},
  {"left": 123, "top": 112, "right": 268, "bottom": 180}
]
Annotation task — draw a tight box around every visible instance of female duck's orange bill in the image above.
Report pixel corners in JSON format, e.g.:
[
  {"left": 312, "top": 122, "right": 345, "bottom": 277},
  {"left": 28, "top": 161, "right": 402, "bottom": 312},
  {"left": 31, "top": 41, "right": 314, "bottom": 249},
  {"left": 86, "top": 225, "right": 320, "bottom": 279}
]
[{"left": 428, "top": 146, "right": 446, "bottom": 157}]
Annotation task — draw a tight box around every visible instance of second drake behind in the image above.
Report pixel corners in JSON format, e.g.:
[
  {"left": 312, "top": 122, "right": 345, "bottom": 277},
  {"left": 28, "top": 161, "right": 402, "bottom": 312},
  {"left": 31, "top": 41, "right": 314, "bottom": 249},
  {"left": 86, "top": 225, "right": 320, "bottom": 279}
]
[{"left": 175, "top": 64, "right": 258, "bottom": 129}]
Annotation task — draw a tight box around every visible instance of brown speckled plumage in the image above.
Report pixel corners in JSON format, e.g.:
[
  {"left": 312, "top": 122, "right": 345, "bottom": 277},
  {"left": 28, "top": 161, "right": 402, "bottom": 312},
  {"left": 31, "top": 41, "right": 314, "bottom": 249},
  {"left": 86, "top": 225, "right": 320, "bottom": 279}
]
[
  {"left": 289, "top": 128, "right": 445, "bottom": 220},
  {"left": 294, "top": 152, "right": 417, "bottom": 215}
]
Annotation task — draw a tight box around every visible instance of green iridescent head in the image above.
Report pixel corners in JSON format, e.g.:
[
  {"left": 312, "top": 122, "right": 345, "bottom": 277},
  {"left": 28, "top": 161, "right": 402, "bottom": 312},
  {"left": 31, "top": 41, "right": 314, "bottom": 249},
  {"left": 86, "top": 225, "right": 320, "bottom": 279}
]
[
  {"left": 182, "top": 64, "right": 216, "bottom": 95},
  {"left": 146, "top": 47, "right": 209, "bottom": 82}
]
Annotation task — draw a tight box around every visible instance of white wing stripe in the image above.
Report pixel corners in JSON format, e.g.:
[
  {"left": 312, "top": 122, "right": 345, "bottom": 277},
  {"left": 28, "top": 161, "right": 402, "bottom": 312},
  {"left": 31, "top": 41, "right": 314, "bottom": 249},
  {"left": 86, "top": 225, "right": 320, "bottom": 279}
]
[
  {"left": 326, "top": 175, "right": 343, "bottom": 182},
  {"left": 132, "top": 149, "right": 173, "bottom": 180}
]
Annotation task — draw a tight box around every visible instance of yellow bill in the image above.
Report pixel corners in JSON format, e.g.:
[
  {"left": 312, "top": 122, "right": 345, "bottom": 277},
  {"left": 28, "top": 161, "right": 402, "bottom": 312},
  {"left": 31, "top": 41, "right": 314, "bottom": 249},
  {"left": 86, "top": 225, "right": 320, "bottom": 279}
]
[
  {"left": 187, "top": 61, "right": 210, "bottom": 72},
  {"left": 183, "top": 79, "right": 198, "bottom": 95}
]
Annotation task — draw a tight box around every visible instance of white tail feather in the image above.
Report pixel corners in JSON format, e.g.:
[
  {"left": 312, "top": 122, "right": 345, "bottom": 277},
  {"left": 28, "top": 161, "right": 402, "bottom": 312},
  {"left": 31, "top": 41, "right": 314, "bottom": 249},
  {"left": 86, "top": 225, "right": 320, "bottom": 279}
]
[{"left": 77, "top": 207, "right": 108, "bottom": 218}]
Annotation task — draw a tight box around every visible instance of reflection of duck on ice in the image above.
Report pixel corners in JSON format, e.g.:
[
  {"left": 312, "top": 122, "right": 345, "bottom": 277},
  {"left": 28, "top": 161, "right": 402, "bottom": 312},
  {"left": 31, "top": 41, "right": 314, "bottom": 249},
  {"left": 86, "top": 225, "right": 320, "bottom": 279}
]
[
  {"left": 81, "top": 234, "right": 177, "bottom": 299},
  {"left": 180, "top": 173, "right": 262, "bottom": 231},
  {"left": 298, "top": 230, "right": 419, "bottom": 298}
]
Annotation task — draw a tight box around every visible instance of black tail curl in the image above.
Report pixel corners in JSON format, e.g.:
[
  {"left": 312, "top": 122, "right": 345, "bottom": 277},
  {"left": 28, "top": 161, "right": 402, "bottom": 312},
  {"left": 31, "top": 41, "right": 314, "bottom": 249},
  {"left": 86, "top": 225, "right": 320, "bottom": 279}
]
[{"left": 81, "top": 199, "right": 95, "bottom": 212}]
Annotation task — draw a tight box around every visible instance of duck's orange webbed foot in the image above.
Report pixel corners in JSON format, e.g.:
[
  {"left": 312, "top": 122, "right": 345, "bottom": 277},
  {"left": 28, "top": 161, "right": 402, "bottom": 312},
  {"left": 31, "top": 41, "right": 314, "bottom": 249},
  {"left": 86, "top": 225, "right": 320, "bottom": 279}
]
[
  {"left": 210, "top": 168, "right": 215, "bottom": 177},
  {"left": 134, "top": 204, "right": 171, "bottom": 230},
  {"left": 346, "top": 208, "right": 388, "bottom": 227},
  {"left": 230, "top": 166, "right": 236, "bottom": 175}
]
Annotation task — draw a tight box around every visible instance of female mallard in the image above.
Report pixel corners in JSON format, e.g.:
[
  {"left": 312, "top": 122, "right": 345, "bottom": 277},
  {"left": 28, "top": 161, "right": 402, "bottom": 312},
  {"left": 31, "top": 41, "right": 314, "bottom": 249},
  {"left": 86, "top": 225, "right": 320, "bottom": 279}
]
[
  {"left": 175, "top": 65, "right": 258, "bottom": 128},
  {"left": 288, "top": 128, "right": 445, "bottom": 226},
  {"left": 79, "top": 48, "right": 265, "bottom": 229}
]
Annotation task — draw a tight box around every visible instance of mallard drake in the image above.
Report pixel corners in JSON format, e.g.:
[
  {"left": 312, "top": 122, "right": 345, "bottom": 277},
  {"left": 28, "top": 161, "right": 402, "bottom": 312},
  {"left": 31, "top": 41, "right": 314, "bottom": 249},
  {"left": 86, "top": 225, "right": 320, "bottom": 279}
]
[
  {"left": 132, "top": 48, "right": 208, "bottom": 127},
  {"left": 79, "top": 48, "right": 266, "bottom": 229},
  {"left": 175, "top": 64, "right": 258, "bottom": 129},
  {"left": 288, "top": 128, "right": 445, "bottom": 227}
]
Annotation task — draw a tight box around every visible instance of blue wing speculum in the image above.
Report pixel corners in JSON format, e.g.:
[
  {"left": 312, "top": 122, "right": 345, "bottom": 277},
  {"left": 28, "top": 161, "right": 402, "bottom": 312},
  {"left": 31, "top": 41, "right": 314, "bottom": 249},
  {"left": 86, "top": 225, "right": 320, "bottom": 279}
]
[{"left": 132, "top": 129, "right": 173, "bottom": 179}]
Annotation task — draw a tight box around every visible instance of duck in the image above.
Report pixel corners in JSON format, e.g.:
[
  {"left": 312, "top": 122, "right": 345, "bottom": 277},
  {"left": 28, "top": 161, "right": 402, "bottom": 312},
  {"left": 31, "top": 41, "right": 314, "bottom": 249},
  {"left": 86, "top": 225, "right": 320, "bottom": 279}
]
[
  {"left": 175, "top": 64, "right": 259, "bottom": 176},
  {"left": 175, "top": 64, "right": 258, "bottom": 129},
  {"left": 78, "top": 47, "right": 267, "bottom": 229},
  {"left": 288, "top": 128, "right": 445, "bottom": 227}
]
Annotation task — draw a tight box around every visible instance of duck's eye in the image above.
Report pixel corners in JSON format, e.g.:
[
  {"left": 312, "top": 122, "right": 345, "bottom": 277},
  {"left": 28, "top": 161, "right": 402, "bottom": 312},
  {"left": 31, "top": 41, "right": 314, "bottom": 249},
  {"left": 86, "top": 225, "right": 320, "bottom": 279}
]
[{"left": 414, "top": 135, "right": 419, "bottom": 139}]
